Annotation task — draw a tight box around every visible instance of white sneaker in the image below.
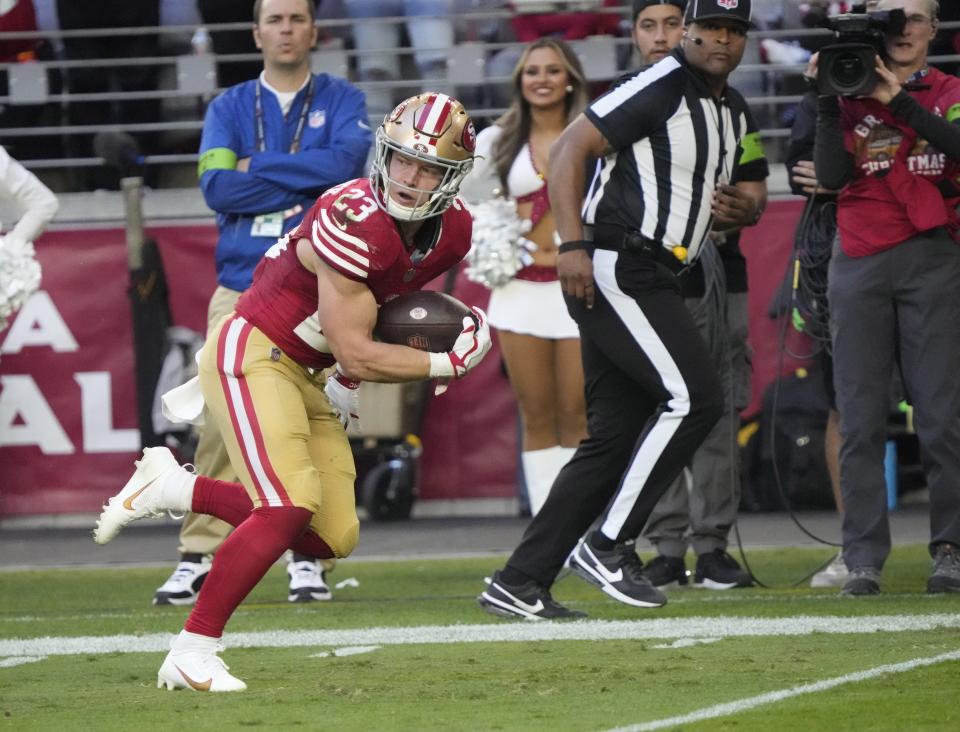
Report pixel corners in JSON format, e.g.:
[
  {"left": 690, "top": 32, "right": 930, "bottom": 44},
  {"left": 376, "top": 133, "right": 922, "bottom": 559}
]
[
  {"left": 93, "top": 447, "right": 187, "bottom": 545},
  {"left": 153, "top": 559, "right": 211, "bottom": 606},
  {"left": 811, "top": 553, "right": 849, "bottom": 588},
  {"left": 157, "top": 647, "right": 246, "bottom": 692},
  {"left": 287, "top": 559, "right": 332, "bottom": 602}
]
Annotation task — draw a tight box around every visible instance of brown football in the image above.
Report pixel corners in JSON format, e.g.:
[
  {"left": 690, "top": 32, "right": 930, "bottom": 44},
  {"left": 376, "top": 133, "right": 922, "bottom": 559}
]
[{"left": 375, "top": 291, "right": 475, "bottom": 352}]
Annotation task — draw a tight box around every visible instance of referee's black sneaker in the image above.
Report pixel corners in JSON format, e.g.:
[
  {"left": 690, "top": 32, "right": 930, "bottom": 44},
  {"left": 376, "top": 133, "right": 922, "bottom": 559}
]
[
  {"left": 641, "top": 554, "right": 689, "bottom": 588},
  {"left": 693, "top": 549, "right": 753, "bottom": 590},
  {"left": 478, "top": 571, "right": 587, "bottom": 621},
  {"left": 571, "top": 539, "right": 667, "bottom": 608}
]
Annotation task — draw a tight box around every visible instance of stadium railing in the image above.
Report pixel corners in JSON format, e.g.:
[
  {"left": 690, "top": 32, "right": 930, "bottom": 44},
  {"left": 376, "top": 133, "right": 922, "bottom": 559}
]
[{"left": 1, "top": 8, "right": 957, "bottom": 191}]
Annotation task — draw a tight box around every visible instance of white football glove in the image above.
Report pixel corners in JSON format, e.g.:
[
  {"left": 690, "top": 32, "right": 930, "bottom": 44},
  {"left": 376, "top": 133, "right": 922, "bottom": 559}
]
[
  {"left": 325, "top": 367, "right": 362, "bottom": 431},
  {"left": 428, "top": 306, "right": 492, "bottom": 394}
]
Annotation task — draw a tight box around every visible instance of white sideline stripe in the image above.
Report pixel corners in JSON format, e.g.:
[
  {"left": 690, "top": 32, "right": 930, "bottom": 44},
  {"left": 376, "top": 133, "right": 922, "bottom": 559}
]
[
  {"left": 310, "top": 645, "right": 380, "bottom": 658},
  {"left": 607, "top": 648, "right": 960, "bottom": 732},
  {"left": 0, "top": 656, "right": 46, "bottom": 668},
  {"left": 3, "top": 613, "right": 960, "bottom": 659},
  {"left": 651, "top": 638, "right": 720, "bottom": 649}
]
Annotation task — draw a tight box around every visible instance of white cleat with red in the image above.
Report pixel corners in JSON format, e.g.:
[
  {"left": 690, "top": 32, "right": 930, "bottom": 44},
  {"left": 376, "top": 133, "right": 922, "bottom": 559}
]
[
  {"left": 157, "top": 648, "right": 247, "bottom": 692},
  {"left": 92, "top": 446, "right": 184, "bottom": 545}
]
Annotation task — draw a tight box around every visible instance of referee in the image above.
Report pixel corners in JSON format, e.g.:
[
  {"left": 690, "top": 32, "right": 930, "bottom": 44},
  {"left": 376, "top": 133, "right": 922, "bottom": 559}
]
[{"left": 480, "top": 0, "right": 766, "bottom": 619}]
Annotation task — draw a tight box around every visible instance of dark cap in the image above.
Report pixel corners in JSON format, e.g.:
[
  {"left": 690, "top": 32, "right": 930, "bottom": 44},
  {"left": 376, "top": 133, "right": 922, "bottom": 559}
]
[
  {"left": 632, "top": 0, "right": 687, "bottom": 21},
  {"left": 684, "top": 0, "right": 752, "bottom": 27}
]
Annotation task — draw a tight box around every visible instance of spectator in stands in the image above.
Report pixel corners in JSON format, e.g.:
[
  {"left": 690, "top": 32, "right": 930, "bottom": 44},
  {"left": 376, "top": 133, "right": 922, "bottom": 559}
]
[
  {"left": 343, "top": 0, "right": 455, "bottom": 116},
  {"left": 55, "top": 0, "right": 162, "bottom": 188},
  {"left": 0, "top": 144, "right": 59, "bottom": 333},
  {"left": 784, "top": 53, "right": 846, "bottom": 589},
  {"left": 627, "top": 0, "right": 768, "bottom": 592},
  {"left": 797, "top": 2, "right": 864, "bottom": 54},
  {"left": 509, "top": 0, "right": 622, "bottom": 42},
  {"left": 0, "top": 0, "right": 40, "bottom": 64},
  {"left": 0, "top": 0, "right": 61, "bottom": 161},
  {"left": 487, "top": 0, "right": 623, "bottom": 108},
  {"left": 814, "top": 0, "right": 960, "bottom": 596},
  {"left": 151, "top": 0, "right": 371, "bottom": 608},
  {"left": 460, "top": 38, "right": 589, "bottom": 516},
  {"left": 752, "top": 0, "right": 785, "bottom": 30},
  {"left": 929, "top": 0, "right": 959, "bottom": 75}
]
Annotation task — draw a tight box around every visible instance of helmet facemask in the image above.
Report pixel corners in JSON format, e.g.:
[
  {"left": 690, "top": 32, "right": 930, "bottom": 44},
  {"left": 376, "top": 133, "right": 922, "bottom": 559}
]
[{"left": 370, "top": 93, "right": 476, "bottom": 222}]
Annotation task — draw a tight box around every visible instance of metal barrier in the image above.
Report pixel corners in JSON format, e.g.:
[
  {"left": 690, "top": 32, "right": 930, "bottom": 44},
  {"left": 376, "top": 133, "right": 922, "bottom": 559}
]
[{"left": 1, "top": 11, "right": 958, "bottom": 178}]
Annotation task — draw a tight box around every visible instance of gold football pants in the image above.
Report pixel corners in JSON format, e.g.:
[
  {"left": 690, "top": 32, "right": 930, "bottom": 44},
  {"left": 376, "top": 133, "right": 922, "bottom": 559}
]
[{"left": 198, "top": 313, "right": 359, "bottom": 558}]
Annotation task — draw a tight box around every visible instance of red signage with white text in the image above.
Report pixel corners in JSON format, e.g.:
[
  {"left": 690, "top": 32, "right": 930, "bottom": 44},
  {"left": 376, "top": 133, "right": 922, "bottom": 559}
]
[{"left": 0, "top": 202, "right": 805, "bottom": 517}]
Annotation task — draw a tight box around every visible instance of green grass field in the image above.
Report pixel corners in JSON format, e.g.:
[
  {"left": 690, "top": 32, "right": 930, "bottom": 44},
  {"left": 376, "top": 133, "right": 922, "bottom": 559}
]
[{"left": 2, "top": 545, "right": 959, "bottom": 731}]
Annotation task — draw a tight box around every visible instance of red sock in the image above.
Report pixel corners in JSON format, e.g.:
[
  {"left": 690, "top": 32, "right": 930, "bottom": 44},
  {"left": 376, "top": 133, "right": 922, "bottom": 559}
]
[
  {"left": 184, "top": 506, "right": 312, "bottom": 638},
  {"left": 191, "top": 475, "right": 253, "bottom": 527},
  {"left": 291, "top": 529, "right": 335, "bottom": 559},
  {"left": 192, "top": 475, "right": 335, "bottom": 559}
]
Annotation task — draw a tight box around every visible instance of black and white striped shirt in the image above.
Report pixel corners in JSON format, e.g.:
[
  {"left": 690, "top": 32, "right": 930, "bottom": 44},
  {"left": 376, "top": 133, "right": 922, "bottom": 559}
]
[{"left": 583, "top": 48, "right": 764, "bottom": 264}]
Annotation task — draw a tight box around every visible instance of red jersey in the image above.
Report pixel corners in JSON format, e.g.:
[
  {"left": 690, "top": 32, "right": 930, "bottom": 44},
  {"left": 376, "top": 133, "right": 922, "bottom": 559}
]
[{"left": 235, "top": 178, "right": 472, "bottom": 369}]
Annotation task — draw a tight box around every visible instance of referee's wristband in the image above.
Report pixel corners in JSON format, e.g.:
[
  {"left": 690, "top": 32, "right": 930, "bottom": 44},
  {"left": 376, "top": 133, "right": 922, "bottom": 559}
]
[{"left": 558, "top": 240, "right": 590, "bottom": 255}]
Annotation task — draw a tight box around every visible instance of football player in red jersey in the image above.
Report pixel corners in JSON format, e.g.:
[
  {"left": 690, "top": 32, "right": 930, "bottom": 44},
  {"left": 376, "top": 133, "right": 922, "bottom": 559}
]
[{"left": 93, "top": 93, "right": 492, "bottom": 692}]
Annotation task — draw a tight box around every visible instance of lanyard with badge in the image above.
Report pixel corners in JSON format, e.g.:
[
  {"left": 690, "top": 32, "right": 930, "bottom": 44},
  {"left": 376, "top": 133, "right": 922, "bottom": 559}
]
[{"left": 250, "top": 76, "right": 315, "bottom": 238}]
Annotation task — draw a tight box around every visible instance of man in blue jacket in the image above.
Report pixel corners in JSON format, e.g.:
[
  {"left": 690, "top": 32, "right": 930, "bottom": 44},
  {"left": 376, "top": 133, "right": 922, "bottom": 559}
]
[{"left": 153, "top": 0, "right": 372, "bottom": 607}]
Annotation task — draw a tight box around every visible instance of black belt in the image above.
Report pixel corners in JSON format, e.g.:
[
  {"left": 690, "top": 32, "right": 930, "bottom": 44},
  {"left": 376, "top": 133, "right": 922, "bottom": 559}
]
[{"left": 590, "top": 224, "right": 689, "bottom": 275}]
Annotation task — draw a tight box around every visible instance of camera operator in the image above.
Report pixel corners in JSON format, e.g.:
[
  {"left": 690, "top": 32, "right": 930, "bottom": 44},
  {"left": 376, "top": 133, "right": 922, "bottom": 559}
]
[{"left": 813, "top": 0, "right": 960, "bottom": 596}]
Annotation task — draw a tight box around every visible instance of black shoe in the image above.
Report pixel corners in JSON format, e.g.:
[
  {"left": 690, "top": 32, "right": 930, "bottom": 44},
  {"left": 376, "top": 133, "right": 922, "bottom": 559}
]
[
  {"left": 478, "top": 571, "right": 587, "bottom": 621},
  {"left": 571, "top": 539, "right": 667, "bottom": 608},
  {"left": 152, "top": 557, "right": 210, "bottom": 606},
  {"left": 693, "top": 549, "right": 753, "bottom": 590},
  {"left": 841, "top": 566, "right": 881, "bottom": 596},
  {"left": 287, "top": 559, "right": 332, "bottom": 602},
  {"left": 642, "top": 555, "right": 689, "bottom": 588},
  {"left": 927, "top": 543, "right": 960, "bottom": 593}
]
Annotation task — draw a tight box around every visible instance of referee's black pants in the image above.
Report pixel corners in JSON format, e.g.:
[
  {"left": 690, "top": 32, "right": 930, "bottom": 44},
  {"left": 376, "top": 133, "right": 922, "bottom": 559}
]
[{"left": 505, "top": 248, "right": 724, "bottom": 588}]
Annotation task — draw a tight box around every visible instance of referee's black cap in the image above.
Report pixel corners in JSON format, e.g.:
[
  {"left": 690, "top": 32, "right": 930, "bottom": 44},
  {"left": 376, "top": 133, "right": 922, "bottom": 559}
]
[
  {"left": 684, "top": 0, "right": 753, "bottom": 27},
  {"left": 632, "top": 0, "right": 687, "bottom": 23}
]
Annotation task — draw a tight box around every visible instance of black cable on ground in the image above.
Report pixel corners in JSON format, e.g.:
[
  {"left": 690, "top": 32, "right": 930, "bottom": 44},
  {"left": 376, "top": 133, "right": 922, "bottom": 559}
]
[{"left": 730, "top": 193, "right": 843, "bottom": 589}]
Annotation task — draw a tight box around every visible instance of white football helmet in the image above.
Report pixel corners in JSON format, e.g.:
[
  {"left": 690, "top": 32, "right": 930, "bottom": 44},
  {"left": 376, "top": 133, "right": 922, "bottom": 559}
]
[{"left": 370, "top": 93, "right": 476, "bottom": 221}]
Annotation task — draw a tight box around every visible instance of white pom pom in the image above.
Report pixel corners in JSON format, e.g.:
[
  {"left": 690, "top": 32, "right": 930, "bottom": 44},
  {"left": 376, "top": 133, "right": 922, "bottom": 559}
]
[
  {"left": 465, "top": 198, "right": 537, "bottom": 289},
  {"left": 0, "top": 236, "right": 43, "bottom": 332}
]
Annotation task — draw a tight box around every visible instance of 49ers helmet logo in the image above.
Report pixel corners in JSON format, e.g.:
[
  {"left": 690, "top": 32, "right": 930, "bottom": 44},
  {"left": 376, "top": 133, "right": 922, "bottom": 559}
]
[{"left": 462, "top": 120, "right": 477, "bottom": 154}]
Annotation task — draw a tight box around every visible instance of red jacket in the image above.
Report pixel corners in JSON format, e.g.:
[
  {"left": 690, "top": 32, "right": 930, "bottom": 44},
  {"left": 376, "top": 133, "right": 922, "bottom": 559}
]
[
  {"left": 837, "top": 67, "right": 960, "bottom": 256},
  {"left": 0, "top": 0, "right": 38, "bottom": 62},
  {"left": 510, "top": 0, "right": 621, "bottom": 42}
]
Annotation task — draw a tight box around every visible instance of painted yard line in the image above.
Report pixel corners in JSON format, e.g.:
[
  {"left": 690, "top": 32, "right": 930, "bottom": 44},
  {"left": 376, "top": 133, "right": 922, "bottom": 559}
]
[
  {"left": 2, "top": 613, "right": 960, "bottom": 658},
  {"left": 0, "top": 656, "right": 45, "bottom": 668},
  {"left": 608, "top": 648, "right": 960, "bottom": 732}
]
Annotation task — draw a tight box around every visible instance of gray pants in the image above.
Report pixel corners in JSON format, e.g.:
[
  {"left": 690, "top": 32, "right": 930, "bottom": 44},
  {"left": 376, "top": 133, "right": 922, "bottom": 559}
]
[
  {"left": 829, "top": 231, "right": 960, "bottom": 570},
  {"left": 642, "top": 291, "right": 750, "bottom": 557}
]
